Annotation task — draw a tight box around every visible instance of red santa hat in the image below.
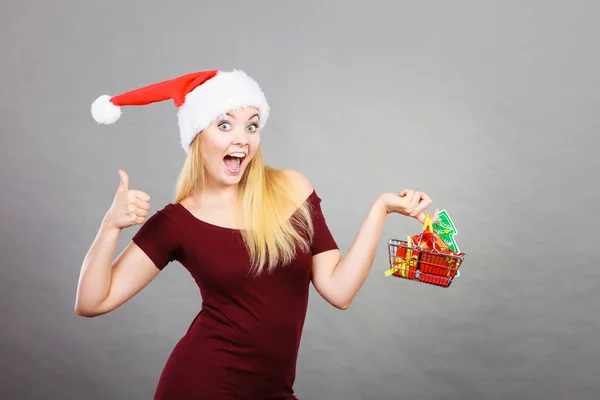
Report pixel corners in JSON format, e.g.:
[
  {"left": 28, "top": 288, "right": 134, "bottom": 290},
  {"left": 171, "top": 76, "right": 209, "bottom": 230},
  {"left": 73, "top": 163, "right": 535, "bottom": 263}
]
[{"left": 90, "top": 69, "right": 270, "bottom": 153}]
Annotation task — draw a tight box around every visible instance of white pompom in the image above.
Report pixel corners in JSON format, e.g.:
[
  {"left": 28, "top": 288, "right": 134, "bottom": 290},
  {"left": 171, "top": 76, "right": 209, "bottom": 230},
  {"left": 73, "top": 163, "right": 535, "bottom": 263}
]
[{"left": 91, "top": 95, "right": 122, "bottom": 124}]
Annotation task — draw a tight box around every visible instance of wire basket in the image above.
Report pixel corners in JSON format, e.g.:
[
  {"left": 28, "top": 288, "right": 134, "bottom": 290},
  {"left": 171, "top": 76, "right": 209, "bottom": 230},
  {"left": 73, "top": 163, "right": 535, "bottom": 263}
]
[{"left": 387, "top": 234, "right": 466, "bottom": 288}]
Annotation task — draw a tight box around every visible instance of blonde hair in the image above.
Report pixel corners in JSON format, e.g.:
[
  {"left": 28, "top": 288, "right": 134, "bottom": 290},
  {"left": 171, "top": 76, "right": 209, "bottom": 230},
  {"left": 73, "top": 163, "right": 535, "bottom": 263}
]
[{"left": 174, "top": 134, "right": 314, "bottom": 275}]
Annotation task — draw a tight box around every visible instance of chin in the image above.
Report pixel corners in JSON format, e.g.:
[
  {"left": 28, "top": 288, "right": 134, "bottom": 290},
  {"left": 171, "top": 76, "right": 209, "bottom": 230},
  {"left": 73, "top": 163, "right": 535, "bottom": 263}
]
[{"left": 221, "top": 175, "right": 243, "bottom": 186}]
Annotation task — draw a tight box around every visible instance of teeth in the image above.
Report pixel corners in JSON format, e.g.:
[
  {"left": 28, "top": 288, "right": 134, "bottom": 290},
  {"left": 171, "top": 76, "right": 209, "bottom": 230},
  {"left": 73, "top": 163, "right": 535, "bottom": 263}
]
[{"left": 227, "top": 152, "right": 246, "bottom": 158}]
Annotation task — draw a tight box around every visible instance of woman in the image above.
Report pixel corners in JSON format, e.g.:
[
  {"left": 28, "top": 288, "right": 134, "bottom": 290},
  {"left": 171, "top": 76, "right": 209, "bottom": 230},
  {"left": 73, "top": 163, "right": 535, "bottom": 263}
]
[{"left": 75, "top": 69, "right": 434, "bottom": 399}]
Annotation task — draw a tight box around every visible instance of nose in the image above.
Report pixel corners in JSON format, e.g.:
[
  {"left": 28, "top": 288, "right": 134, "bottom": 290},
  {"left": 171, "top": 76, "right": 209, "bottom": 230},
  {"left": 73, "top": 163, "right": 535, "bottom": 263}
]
[
  {"left": 232, "top": 128, "right": 249, "bottom": 146},
  {"left": 233, "top": 136, "right": 248, "bottom": 147}
]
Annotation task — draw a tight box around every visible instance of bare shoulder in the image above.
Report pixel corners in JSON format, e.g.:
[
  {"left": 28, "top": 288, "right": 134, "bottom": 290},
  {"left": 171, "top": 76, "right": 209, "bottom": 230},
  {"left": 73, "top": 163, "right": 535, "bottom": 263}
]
[{"left": 282, "top": 169, "right": 314, "bottom": 200}]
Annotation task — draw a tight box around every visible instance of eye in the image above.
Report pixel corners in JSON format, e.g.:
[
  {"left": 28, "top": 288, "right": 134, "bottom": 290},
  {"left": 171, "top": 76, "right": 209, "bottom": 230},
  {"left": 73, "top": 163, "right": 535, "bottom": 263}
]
[
  {"left": 247, "top": 123, "right": 258, "bottom": 132},
  {"left": 218, "top": 122, "right": 232, "bottom": 130}
]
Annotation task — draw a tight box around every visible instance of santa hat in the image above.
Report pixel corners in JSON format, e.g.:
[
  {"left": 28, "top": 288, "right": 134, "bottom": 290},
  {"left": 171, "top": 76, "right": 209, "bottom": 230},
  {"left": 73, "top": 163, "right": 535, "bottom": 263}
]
[{"left": 90, "top": 69, "right": 270, "bottom": 153}]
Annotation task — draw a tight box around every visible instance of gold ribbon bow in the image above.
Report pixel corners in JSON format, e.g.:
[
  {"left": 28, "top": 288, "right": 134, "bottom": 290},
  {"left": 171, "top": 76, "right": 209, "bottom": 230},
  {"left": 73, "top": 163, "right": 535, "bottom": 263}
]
[{"left": 385, "top": 235, "right": 419, "bottom": 277}]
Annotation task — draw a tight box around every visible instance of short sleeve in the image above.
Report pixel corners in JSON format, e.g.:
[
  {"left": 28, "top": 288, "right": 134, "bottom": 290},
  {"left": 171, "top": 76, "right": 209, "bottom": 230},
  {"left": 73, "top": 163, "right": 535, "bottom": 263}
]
[
  {"left": 308, "top": 191, "right": 339, "bottom": 255},
  {"left": 131, "top": 205, "right": 183, "bottom": 270}
]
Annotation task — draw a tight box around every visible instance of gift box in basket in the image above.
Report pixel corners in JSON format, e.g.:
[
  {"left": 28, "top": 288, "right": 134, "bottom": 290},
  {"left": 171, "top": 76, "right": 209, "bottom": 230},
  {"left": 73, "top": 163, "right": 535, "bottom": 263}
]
[{"left": 385, "top": 210, "right": 466, "bottom": 288}]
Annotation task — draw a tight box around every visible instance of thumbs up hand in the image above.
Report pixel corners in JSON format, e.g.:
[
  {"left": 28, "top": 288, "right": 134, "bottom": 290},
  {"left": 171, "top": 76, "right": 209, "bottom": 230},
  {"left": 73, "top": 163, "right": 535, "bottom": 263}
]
[{"left": 104, "top": 170, "right": 151, "bottom": 230}]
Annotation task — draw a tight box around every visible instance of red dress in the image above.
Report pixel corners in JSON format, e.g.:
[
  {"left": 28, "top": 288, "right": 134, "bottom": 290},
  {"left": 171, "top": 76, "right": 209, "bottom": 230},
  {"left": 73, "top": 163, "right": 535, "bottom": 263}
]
[{"left": 132, "top": 190, "right": 338, "bottom": 399}]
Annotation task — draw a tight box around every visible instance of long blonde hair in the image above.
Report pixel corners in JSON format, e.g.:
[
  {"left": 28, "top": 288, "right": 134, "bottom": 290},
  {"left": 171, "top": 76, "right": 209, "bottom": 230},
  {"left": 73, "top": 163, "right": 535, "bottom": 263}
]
[{"left": 174, "top": 134, "right": 314, "bottom": 275}]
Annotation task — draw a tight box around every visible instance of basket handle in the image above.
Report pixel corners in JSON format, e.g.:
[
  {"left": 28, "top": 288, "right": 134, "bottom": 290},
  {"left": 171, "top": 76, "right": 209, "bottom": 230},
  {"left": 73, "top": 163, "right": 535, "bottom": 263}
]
[{"left": 422, "top": 214, "right": 434, "bottom": 233}]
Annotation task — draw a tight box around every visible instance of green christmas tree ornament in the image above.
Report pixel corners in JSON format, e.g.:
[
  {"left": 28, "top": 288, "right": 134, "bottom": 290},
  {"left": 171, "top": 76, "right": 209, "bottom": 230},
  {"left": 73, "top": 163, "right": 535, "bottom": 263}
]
[{"left": 433, "top": 209, "right": 460, "bottom": 253}]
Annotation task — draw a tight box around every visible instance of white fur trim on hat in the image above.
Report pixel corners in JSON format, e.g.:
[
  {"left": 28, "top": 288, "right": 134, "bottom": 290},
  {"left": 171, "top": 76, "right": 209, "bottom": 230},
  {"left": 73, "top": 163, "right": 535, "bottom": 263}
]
[
  {"left": 91, "top": 95, "right": 122, "bottom": 124},
  {"left": 177, "top": 70, "right": 270, "bottom": 153}
]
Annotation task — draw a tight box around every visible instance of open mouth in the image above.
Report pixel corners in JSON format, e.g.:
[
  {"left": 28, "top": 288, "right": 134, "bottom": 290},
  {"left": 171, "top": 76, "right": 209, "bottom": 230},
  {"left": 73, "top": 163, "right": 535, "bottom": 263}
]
[{"left": 223, "top": 152, "right": 246, "bottom": 173}]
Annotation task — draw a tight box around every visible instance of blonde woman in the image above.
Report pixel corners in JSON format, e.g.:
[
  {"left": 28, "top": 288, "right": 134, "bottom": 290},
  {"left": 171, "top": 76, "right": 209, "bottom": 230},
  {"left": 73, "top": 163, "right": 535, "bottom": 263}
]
[{"left": 75, "top": 69, "right": 434, "bottom": 399}]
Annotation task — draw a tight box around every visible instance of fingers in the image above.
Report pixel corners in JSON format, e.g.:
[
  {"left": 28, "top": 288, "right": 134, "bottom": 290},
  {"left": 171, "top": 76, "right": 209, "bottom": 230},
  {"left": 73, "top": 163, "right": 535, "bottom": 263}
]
[
  {"left": 392, "top": 189, "right": 434, "bottom": 222},
  {"left": 134, "top": 207, "right": 149, "bottom": 218},
  {"left": 131, "top": 190, "right": 151, "bottom": 202},
  {"left": 116, "top": 170, "right": 151, "bottom": 205},
  {"left": 400, "top": 190, "right": 417, "bottom": 207},
  {"left": 124, "top": 202, "right": 149, "bottom": 226},
  {"left": 119, "top": 175, "right": 151, "bottom": 223},
  {"left": 116, "top": 170, "right": 150, "bottom": 201},
  {"left": 135, "top": 198, "right": 151, "bottom": 211},
  {"left": 108, "top": 170, "right": 153, "bottom": 228},
  {"left": 414, "top": 192, "right": 432, "bottom": 216},
  {"left": 402, "top": 190, "right": 433, "bottom": 222},
  {"left": 410, "top": 191, "right": 421, "bottom": 211},
  {"left": 129, "top": 194, "right": 150, "bottom": 218}
]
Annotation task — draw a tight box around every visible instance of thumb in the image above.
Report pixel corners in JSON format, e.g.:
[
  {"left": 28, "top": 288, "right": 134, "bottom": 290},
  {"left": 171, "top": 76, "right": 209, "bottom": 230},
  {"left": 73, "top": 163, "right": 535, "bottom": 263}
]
[
  {"left": 432, "top": 208, "right": 440, "bottom": 223},
  {"left": 117, "top": 169, "right": 129, "bottom": 191},
  {"left": 416, "top": 208, "right": 438, "bottom": 225}
]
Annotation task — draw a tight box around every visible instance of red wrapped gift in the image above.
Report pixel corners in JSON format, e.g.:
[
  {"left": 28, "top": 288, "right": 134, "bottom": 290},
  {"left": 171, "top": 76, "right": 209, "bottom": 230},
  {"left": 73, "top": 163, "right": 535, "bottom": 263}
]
[
  {"left": 392, "top": 236, "right": 419, "bottom": 279},
  {"left": 418, "top": 273, "right": 452, "bottom": 287},
  {"left": 411, "top": 228, "right": 464, "bottom": 279}
]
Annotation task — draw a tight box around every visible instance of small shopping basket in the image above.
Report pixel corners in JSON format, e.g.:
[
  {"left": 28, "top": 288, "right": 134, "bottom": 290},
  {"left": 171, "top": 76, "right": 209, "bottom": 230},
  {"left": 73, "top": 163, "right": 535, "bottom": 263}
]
[{"left": 385, "top": 215, "right": 466, "bottom": 288}]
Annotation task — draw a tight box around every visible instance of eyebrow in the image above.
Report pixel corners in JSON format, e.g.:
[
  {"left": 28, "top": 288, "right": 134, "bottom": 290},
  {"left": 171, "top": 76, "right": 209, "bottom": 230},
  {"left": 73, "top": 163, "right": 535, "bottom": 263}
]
[{"left": 226, "top": 112, "right": 259, "bottom": 121}]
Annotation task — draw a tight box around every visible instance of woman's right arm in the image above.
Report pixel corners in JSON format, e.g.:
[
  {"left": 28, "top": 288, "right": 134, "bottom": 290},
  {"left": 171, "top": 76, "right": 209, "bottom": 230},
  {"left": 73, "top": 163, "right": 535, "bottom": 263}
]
[{"left": 74, "top": 170, "right": 158, "bottom": 317}]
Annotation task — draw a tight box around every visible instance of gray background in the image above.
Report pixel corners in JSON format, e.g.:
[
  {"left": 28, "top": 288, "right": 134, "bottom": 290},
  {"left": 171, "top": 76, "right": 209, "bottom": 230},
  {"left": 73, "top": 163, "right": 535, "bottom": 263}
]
[{"left": 1, "top": 1, "right": 599, "bottom": 399}]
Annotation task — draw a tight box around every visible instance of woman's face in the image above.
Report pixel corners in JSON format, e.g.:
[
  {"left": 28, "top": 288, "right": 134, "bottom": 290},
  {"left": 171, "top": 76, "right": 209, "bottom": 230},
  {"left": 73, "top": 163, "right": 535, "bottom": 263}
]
[{"left": 199, "top": 106, "right": 261, "bottom": 188}]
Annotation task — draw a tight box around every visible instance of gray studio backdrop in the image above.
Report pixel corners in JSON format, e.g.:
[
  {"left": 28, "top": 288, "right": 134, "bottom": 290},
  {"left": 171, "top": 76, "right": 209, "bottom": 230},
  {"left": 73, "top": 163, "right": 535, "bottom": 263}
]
[{"left": 1, "top": 1, "right": 599, "bottom": 399}]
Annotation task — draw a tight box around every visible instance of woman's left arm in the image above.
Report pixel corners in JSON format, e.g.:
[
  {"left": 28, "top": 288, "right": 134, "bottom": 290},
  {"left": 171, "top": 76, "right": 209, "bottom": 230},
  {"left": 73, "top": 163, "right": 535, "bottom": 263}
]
[
  {"left": 311, "top": 191, "right": 434, "bottom": 310},
  {"left": 283, "top": 169, "right": 434, "bottom": 310}
]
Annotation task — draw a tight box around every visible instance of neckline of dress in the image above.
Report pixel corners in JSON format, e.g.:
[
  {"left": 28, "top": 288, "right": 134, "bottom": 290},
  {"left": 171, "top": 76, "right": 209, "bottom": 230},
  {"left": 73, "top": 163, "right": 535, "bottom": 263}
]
[{"left": 173, "top": 189, "right": 317, "bottom": 232}]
